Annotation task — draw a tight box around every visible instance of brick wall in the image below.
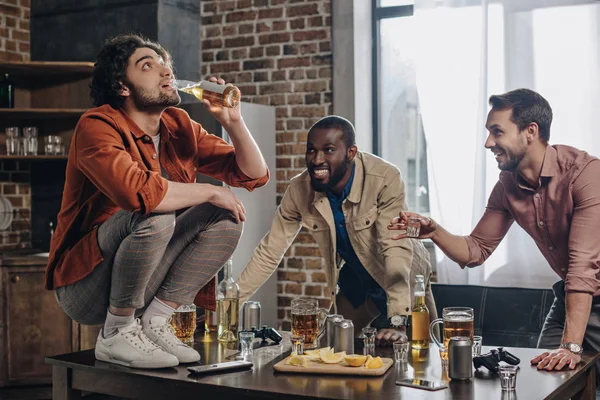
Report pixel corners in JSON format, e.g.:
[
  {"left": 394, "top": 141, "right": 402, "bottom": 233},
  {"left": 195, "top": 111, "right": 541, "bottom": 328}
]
[
  {"left": 0, "top": 0, "right": 31, "bottom": 249},
  {"left": 200, "top": 0, "right": 333, "bottom": 330},
  {"left": 0, "top": 0, "right": 30, "bottom": 61}
]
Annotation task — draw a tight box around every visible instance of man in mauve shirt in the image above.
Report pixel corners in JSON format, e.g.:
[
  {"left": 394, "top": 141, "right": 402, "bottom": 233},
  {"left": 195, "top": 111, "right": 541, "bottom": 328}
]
[
  {"left": 389, "top": 88, "right": 600, "bottom": 372},
  {"left": 46, "top": 34, "right": 269, "bottom": 369}
]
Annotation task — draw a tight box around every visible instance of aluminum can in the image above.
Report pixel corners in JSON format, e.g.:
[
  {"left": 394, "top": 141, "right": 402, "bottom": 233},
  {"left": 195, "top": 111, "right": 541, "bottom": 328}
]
[
  {"left": 333, "top": 319, "right": 354, "bottom": 354},
  {"left": 241, "top": 301, "right": 261, "bottom": 331},
  {"left": 325, "top": 314, "right": 344, "bottom": 348},
  {"left": 449, "top": 336, "right": 473, "bottom": 380}
]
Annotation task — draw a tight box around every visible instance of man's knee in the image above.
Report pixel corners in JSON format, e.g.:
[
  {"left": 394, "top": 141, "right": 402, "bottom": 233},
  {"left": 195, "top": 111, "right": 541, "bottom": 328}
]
[{"left": 132, "top": 212, "right": 176, "bottom": 240}]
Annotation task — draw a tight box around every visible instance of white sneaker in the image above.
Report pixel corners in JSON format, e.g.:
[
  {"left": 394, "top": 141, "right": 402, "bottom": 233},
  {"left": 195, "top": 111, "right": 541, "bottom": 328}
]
[
  {"left": 95, "top": 319, "right": 179, "bottom": 369},
  {"left": 143, "top": 316, "right": 201, "bottom": 363}
]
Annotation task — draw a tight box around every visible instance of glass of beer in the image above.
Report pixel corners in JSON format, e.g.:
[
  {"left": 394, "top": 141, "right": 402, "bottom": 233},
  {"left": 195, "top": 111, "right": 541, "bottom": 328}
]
[
  {"left": 170, "top": 304, "right": 197, "bottom": 344},
  {"left": 291, "top": 298, "right": 328, "bottom": 349},
  {"left": 429, "top": 307, "right": 474, "bottom": 359}
]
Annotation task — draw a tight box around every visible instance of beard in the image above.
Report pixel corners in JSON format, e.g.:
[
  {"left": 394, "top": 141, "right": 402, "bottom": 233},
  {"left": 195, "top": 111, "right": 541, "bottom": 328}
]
[
  {"left": 496, "top": 147, "right": 526, "bottom": 171},
  {"left": 310, "top": 157, "right": 350, "bottom": 193},
  {"left": 129, "top": 83, "right": 180, "bottom": 109}
]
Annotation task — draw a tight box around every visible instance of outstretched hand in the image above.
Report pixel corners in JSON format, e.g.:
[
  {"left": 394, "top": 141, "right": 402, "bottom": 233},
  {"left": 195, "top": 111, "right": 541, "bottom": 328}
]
[{"left": 388, "top": 211, "right": 437, "bottom": 240}]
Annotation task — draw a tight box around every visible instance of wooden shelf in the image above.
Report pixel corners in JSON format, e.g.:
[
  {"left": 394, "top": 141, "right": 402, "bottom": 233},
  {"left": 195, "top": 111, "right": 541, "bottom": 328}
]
[
  {"left": 0, "top": 156, "right": 67, "bottom": 161},
  {"left": 0, "top": 61, "right": 94, "bottom": 77},
  {"left": 0, "top": 108, "right": 87, "bottom": 119}
]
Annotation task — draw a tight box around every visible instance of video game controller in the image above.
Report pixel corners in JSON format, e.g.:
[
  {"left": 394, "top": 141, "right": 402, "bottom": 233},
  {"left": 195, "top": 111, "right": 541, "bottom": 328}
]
[
  {"left": 239, "top": 325, "right": 283, "bottom": 344},
  {"left": 473, "top": 347, "right": 520, "bottom": 373}
]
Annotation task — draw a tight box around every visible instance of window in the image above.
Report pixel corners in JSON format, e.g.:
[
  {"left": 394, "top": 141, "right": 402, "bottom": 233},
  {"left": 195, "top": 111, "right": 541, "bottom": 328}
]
[{"left": 373, "top": 1, "right": 430, "bottom": 214}]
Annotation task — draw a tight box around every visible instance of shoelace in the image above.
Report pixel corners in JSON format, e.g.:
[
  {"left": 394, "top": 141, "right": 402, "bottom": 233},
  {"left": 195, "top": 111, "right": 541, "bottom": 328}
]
[
  {"left": 124, "top": 320, "right": 161, "bottom": 353},
  {"left": 155, "top": 318, "right": 185, "bottom": 347}
]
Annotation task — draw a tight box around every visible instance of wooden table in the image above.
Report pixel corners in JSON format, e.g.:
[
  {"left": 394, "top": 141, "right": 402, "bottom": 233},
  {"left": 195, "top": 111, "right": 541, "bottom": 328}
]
[{"left": 46, "top": 333, "right": 598, "bottom": 400}]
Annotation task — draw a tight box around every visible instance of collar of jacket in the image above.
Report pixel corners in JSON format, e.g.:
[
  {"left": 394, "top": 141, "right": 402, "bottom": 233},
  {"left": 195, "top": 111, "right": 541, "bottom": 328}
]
[{"left": 117, "top": 107, "right": 179, "bottom": 141}]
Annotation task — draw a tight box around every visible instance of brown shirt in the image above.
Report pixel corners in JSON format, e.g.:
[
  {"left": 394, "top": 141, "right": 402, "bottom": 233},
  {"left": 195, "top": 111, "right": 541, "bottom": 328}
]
[
  {"left": 45, "top": 105, "right": 269, "bottom": 310},
  {"left": 464, "top": 145, "right": 600, "bottom": 295}
]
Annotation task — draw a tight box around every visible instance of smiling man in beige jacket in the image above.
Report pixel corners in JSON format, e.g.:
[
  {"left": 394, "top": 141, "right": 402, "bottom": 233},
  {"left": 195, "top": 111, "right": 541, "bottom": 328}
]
[{"left": 237, "top": 116, "right": 436, "bottom": 345}]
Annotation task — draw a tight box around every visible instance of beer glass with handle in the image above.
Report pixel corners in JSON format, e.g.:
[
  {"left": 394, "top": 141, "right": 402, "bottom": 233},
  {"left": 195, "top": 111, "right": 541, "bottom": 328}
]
[
  {"left": 429, "top": 307, "right": 474, "bottom": 361},
  {"left": 291, "top": 298, "right": 328, "bottom": 349}
]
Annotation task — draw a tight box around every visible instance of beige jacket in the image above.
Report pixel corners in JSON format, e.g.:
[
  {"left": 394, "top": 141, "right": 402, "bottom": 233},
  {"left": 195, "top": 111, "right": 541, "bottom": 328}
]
[{"left": 237, "top": 152, "right": 433, "bottom": 318}]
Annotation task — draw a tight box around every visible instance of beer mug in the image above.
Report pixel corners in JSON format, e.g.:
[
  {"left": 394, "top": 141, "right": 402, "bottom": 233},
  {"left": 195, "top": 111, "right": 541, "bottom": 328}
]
[
  {"left": 170, "top": 304, "right": 197, "bottom": 343},
  {"left": 291, "top": 298, "right": 328, "bottom": 349},
  {"left": 429, "top": 307, "right": 474, "bottom": 355}
]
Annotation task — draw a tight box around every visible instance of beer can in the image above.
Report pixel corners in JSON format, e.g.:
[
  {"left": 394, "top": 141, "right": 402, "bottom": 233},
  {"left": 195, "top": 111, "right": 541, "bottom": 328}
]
[
  {"left": 241, "top": 301, "right": 261, "bottom": 331},
  {"left": 333, "top": 319, "right": 354, "bottom": 354},
  {"left": 325, "top": 314, "right": 344, "bottom": 348},
  {"left": 449, "top": 336, "right": 473, "bottom": 380}
]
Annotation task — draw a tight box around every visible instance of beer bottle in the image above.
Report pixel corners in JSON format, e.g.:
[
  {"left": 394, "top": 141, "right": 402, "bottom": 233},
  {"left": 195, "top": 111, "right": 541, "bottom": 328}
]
[
  {"left": 411, "top": 274, "right": 430, "bottom": 349},
  {"left": 0, "top": 73, "right": 15, "bottom": 108},
  {"left": 217, "top": 259, "right": 240, "bottom": 342},
  {"left": 175, "top": 79, "right": 240, "bottom": 108}
]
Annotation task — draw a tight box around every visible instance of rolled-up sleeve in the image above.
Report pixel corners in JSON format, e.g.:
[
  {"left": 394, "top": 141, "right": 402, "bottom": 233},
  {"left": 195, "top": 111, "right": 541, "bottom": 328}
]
[
  {"left": 75, "top": 115, "right": 168, "bottom": 214},
  {"left": 462, "top": 181, "right": 514, "bottom": 268},
  {"left": 193, "top": 123, "right": 269, "bottom": 191},
  {"left": 565, "top": 160, "right": 600, "bottom": 294}
]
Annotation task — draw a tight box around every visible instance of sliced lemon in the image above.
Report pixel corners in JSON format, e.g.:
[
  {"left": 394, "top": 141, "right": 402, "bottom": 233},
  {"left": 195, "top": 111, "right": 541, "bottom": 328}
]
[
  {"left": 344, "top": 354, "right": 368, "bottom": 367},
  {"left": 321, "top": 351, "right": 346, "bottom": 364},
  {"left": 365, "top": 356, "right": 383, "bottom": 369},
  {"left": 288, "top": 355, "right": 308, "bottom": 367}
]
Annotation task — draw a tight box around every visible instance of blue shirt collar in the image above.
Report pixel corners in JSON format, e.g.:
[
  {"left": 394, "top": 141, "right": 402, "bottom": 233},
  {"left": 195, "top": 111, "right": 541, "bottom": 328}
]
[{"left": 326, "top": 164, "right": 355, "bottom": 202}]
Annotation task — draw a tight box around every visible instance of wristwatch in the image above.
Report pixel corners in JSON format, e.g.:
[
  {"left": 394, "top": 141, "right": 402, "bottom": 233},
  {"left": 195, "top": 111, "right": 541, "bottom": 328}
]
[
  {"left": 560, "top": 342, "right": 583, "bottom": 356},
  {"left": 389, "top": 315, "right": 408, "bottom": 328}
]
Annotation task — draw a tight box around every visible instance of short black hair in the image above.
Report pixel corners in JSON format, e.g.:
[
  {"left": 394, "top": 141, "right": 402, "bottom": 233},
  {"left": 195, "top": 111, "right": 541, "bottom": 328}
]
[
  {"left": 307, "top": 115, "right": 356, "bottom": 149},
  {"left": 489, "top": 88, "right": 553, "bottom": 142},
  {"left": 90, "top": 34, "right": 172, "bottom": 108}
]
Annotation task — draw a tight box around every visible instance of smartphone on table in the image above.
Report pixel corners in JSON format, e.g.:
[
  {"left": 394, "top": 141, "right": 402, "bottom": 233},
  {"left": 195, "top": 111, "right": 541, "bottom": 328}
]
[{"left": 396, "top": 378, "right": 448, "bottom": 391}]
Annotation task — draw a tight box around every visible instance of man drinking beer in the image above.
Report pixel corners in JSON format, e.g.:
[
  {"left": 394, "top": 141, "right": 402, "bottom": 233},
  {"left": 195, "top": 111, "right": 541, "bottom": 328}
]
[
  {"left": 237, "top": 115, "right": 437, "bottom": 346},
  {"left": 390, "top": 89, "right": 600, "bottom": 372}
]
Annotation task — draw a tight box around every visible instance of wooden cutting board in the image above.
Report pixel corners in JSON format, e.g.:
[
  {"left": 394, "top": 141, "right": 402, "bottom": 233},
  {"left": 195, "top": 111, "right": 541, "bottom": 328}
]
[{"left": 273, "top": 356, "right": 394, "bottom": 376}]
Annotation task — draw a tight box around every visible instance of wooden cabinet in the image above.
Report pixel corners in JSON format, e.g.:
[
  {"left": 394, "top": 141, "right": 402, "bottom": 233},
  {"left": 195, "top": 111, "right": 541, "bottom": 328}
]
[
  {"left": 0, "top": 255, "right": 101, "bottom": 387},
  {"left": 0, "top": 62, "right": 100, "bottom": 387},
  {"left": 0, "top": 61, "right": 94, "bottom": 159}
]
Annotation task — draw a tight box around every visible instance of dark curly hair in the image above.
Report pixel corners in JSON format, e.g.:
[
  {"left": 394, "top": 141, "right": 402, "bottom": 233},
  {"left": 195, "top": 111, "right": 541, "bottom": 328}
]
[{"left": 90, "top": 34, "right": 173, "bottom": 108}]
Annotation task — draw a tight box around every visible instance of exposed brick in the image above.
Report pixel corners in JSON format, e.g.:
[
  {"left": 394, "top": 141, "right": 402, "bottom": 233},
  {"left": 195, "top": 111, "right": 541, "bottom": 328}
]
[
  {"left": 254, "top": 71, "right": 268, "bottom": 82},
  {"left": 237, "top": 0, "right": 252, "bottom": 8},
  {"left": 276, "top": 143, "right": 305, "bottom": 156},
  {"left": 5, "top": 40, "right": 17, "bottom": 51},
  {"left": 295, "top": 246, "right": 322, "bottom": 257},
  {"left": 312, "top": 54, "right": 332, "bottom": 65},
  {"left": 286, "top": 169, "right": 304, "bottom": 180},
  {"left": 7, "top": 196, "right": 23, "bottom": 207},
  {"left": 258, "top": 32, "right": 290, "bottom": 45},
  {"left": 266, "top": 45, "right": 280, "bottom": 56},
  {"left": 256, "top": 22, "right": 271, "bottom": 33},
  {"left": 277, "top": 283, "right": 283, "bottom": 294},
  {"left": 231, "top": 49, "right": 248, "bottom": 59},
  {"left": 319, "top": 67, "right": 332, "bottom": 78},
  {"left": 216, "top": 50, "right": 229, "bottom": 61},
  {"left": 276, "top": 119, "right": 285, "bottom": 131},
  {"left": 273, "top": 20, "right": 287, "bottom": 31},
  {"left": 286, "top": 4, "right": 319, "bottom": 18},
  {"left": 260, "top": 82, "right": 292, "bottom": 95},
  {"left": 2, "top": 184, "right": 16, "bottom": 195},
  {"left": 296, "top": 131, "right": 308, "bottom": 142},
  {"left": 290, "top": 18, "right": 305, "bottom": 30},
  {"left": 224, "top": 36, "right": 255, "bottom": 48},
  {"left": 243, "top": 58, "right": 273, "bottom": 70},
  {"left": 277, "top": 131, "right": 295, "bottom": 143},
  {"left": 223, "top": 25, "right": 236, "bottom": 36},
  {"left": 238, "top": 23, "right": 254, "bottom": 34},
  {"left": 209, "top": 61, "right": 240, "bottom": 73},
  {"left": 11, "top": 29, "right": 29, "bottom": 42},
  {"left": 270, "top": 94, "right": 285, "bottom": 106},
  {"left": 258, "top": 8, "right": 283, "bottom": 19},
  {"left": 311, "top": 272, "right": 327, "bottom": 283},
  {"left": 202, "top": 38, "right": 222, "bottom": 50},
  {"left": 203, "top": 2, "right": 216, "bottom": 12},
  {"left": 294, "top": 80, "right": 328, "bottom": 92},
  {"left": 278, "top": 309, "right": 285, "bottom": 319},
  {"left": 287, "top": 94, "right": 303, "bottom": 105},
  {"left": 237, "top": 84, "right": 257, "bottom": 96},
  {"left": 277, "top": 270, "right": 307, "bottom": 283},
  {"left": 278, "top": 296, "right": 293, "bottom": 307},
  {"left": 305, "top": 93, "right": 321, "bottom": 104},
  {"left": 218, "top": 0, "right": 236, "bottom": 12},
  {"left": 271, "top": 70, "right": 286, "bottom": 81},
  {"left": 205, "top": 26, "right": 221, "bottom": 38},
  {"left": 305, "top": 285, "right": 322, "bottom": 296},
  {"left": 276, "top": 158, "right": 292, "bottom": 168},
  {"left": 5, "top": 17, "right": 17, "bottom": 28},
  {"left": 286, "top": 119, "right": 303, "bottom": 130},
  {"left": 0, "top": 4, "right": 20, "bottom": 17},
  {"left": 249, "top": 47, "right": 264, "bottom": 58},
  {"left": 293, "top": 30, "right": 327, "bottom": 42},
  {"left": 202, "top": 52, "right": 214, "bottom": 62},
  {"left": 285, "top": 283, "right": 302, "bottom": 295},
  {"left": 319, "top": 41, "right": 331, "bottom": 52},
  {"left": 305, "top": 259, "right": 323, "bottom": 270},
  {"left": 202, "top": 15, "right": 223, "bottom": 25},
  {"left": 226, "top": 10, "right": 257, "bottom": 23},
  {"left": 278, "top": 57, "right": 311, "bottom": 69},
  {"left": 254, "top": 0, "right": 269, "bottom": 6},
  {"left": 294, "top": 157, "right": 306, "bottom": 168},
  {"left": 288, "top": 69, "right": 305, "bottom": 80},
  {"left": 282, "top": 321, "right": 292, "bottom": 331},
  {"left": 309, "top": 16, "right": 323, "bottom": 27},
  {"left": 276, "top": 170, "right": 286, "bottom": 181}
]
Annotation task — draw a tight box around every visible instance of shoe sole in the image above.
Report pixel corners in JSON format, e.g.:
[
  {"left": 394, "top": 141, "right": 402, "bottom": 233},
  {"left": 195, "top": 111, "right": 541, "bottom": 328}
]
[{"left": 95, "top": 351, "right": 179, "bottom": 369}]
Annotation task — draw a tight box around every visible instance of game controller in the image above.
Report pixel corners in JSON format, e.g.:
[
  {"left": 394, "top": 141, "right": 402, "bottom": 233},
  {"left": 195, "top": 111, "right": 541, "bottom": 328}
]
[
  {"left": 239, "top": 325, "right": 283, "bottom": 344},
  {"left": 473, "top": 347, "right": 520, "bottom": 373}
]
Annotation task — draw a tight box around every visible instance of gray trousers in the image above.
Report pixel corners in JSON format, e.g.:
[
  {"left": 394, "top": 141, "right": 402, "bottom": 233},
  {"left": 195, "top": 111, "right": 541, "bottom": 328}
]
[
  {"left": 56, "top": 204, "right": 242, "bottom": 325},
  {"left": 538, "top": 280, "right": 600, "bottom": 385}
]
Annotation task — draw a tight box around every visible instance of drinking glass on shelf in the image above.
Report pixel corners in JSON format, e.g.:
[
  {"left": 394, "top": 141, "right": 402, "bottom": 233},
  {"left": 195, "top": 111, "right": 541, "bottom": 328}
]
[
  {"left": 5, "top": 127, "right": 20, "bottom": 155},
  {"left": 44, "top": 135, "right": 64, "bottom": 155},
  {"left": 22, "top": 126, "right": 38, "bottom": 156}
]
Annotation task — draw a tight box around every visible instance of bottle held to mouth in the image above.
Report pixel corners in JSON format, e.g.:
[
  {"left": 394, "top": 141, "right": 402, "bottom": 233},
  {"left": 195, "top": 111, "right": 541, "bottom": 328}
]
[{"left": 174, "top": 79, "right": 240, "bottom": 108}]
